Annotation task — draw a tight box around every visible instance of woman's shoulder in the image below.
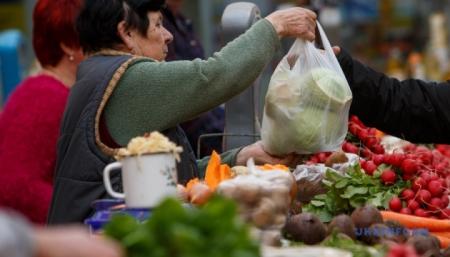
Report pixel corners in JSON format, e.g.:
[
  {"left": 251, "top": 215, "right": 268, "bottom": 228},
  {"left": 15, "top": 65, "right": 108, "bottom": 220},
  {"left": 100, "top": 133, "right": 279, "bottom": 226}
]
[
  {"left": 11, "top": 74, "right": 69, "bottom": 100},
  {"left": 2, "top": 74, "right": 69, "bottom": 114}
]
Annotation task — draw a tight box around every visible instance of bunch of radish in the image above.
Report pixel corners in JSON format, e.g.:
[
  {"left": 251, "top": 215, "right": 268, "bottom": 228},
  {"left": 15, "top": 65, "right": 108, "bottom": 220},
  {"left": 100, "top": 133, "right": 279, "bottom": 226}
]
[
  {"left": 344, "top": 115, "right": 450, "bottom": 219},
  {"left": 385, "top": 144, "right": 450, "bottom": 219},
  {"left": 308, "top": 115, "right": 450, "bottom": 219}
]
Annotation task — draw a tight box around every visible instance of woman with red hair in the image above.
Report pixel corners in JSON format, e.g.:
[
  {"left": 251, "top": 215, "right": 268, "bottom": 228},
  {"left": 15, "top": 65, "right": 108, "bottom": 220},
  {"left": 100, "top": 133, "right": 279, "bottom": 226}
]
[{"left": 0, "top": 0, "right": 84, "bottom": 224}]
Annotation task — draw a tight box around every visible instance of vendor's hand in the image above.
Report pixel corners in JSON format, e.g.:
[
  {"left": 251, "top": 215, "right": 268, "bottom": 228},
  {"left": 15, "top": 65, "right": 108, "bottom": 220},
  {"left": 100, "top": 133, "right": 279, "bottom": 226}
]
[
  {"left": 34, "top": 226, "right": 124, "bottom": 257},
  {"left": 265, "top": 7, "right": 317, "bottom": 40},
  {"left": 235, "top": 141, "right": 302, "bottom": 168}
]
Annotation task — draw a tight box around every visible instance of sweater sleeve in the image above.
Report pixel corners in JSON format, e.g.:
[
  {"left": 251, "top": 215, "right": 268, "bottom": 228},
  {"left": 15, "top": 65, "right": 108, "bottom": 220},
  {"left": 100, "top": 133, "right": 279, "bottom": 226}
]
[
  {"left": 337, "top": 50, "right": 450, "bottom": 144},
  {"left": 105, "top": 19, "right": 280, "bottom": 146}
]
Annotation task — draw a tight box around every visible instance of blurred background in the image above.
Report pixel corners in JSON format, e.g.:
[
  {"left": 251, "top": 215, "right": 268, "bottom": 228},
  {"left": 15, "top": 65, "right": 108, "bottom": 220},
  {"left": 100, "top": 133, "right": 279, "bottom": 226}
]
[{"left": 1, "top": 0, "right": 450, "bottom": 107}]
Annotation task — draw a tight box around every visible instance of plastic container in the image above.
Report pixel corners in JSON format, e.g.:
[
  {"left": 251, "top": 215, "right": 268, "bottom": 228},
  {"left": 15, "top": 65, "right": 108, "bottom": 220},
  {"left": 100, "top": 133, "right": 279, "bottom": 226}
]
[{"left": 84, "top": 199, "right": 151, "bottom": 233}]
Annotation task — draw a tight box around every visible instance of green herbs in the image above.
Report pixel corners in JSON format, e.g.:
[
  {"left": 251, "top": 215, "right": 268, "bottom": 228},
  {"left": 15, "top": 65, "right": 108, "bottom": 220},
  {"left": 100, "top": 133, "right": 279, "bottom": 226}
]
[
  {"left": 104, "top": 196, "right": 260, "bottom": 257},
  {"left": 303, "top": 164, "right": 408, "bottom": 222}
]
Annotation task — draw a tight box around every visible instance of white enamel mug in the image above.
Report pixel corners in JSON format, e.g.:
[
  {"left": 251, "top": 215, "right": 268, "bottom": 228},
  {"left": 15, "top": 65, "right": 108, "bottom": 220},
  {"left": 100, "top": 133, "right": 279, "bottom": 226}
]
[{"left": 103, "top": 153, "right": 178, "bottom": 208}]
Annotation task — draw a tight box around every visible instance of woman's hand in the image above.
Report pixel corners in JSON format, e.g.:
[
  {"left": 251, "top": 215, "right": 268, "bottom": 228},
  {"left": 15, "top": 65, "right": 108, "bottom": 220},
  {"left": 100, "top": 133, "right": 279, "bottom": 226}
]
[
  {"left": 235, "top": 141, "right": 302, "bottom": 168},
  {"left": 265, "top": 7, "right": 317, "bottom": 40}
]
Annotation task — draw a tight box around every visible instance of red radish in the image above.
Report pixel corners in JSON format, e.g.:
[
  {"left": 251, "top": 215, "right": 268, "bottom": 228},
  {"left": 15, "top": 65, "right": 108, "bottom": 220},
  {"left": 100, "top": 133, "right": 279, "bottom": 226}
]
[
  {"left": 391, "top": 153, "right": 405, "bottom": 167},
  {"left": 386, "top": 244, "right": 418, "bottom": 257},
  {"left": 417, "top": 190, "right": 432, "bottom": 204},
  {"left": 420, "top": 172, "right": 432, "bottom": 182},
  {"left": 349, "top": 124, "right": 361, "bottom": 135},
  {"left": 415, "top": 145, "right": 429, "bottom": 153},
  {"left": 441, "top": 194, "right": 449, "bottom": 208},
  {"left": 403, "top": 144, "right": 417, "bottom": 153},
  {"left": 389, "top": 197, "right": 402, "bottom": 212},
  {"left": 364, "top": 137, "right": 378, "bottom": 148},
  {"left": 419, "top": 151, "right": 433, "bottom": 165},
  {"left": 412, "top": 178, "right": 427, "bottom": 192},
  {"left": 317, "top": 152, "right": 328, "bottom": 163},
  {"left": 402, "top": 174, "right": 414, "bottom": 181},
  {"left": 363, "top": 160, "right": 377, "bottom": 176},
  {"left": 399, "top": 208, "right": 412, "bottom": 215},
  {"left": 439, "top": 209, "right": 450, "bottom": 219},
  {"left": 372, "top": 144, "right": 385, "bottom": 154},
  {"left": 357, "top": 129, "right": 369, "bottom": 140},
  {"left": 414, "top": 208, "right": 429, "bottom": 217},
  {"left": 435, "top": 163, "right": 448, "bottom": 176},
  {"left": 429, "top": 173, "right": 440, "bottom": 181},
  {"left": 437, "top": 178, "right": 446, "bottom": 188},
  {"left": 350, "top": 115, "right": 363, "bottom": 126},
  {"left": 361, "top": 148, "right": 373, "bottom": 159},
  {"left": 342, "top": 142, "right": 358, "bottom": 154},
  {"left": 381, "top": 169, "right": 397, "bottom": 185},
  {"left": 309, "top": 156, "right": 319, "bottom": 163},
  {"left": 400, "top": 189, "right": 415, "bottom": 201},
  {"left": 428, "top": 198, "right": 443, "bottom": 211},
  {"left": 427, "top": 180, "right": 443, "bottom": 197},
  {"left": 372, "top": 154, "right": 384, "bottom": 166},
  {"left": 407, "top": 200, "right": 420, "bottom": 211},
  {"left": 384, "top": 154, "right": 394, "bottom": 165},
  {"left": 401, "top": 159, "right": 418, "bottom": 175},
  {"left": 368, "top": 128, "right": 377, "bottom": 136}
]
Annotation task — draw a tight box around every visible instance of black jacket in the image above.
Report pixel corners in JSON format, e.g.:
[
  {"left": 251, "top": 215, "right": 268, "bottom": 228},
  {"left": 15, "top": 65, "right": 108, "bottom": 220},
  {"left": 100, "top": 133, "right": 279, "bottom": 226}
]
[{"left": 338, "top": 50, "right": 450, "bottom": 144}]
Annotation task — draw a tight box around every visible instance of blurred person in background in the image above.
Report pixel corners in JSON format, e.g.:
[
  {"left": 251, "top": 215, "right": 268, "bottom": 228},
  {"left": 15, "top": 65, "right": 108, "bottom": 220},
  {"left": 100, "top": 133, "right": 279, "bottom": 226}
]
[
  {"left": 0, "top": 0, "right": 84, "bottom": 224},
  {"left": 48, "top": 0, "right": 316, "bottom": 224},
  {"left": 162, "top": 0, "right": 225, "bottom": 158},
  {"left": 335, "top": 46, "right": 450, "bottom": 144},
  {"left": 0, "top": 210, "right": 123, "bottom": 257}
]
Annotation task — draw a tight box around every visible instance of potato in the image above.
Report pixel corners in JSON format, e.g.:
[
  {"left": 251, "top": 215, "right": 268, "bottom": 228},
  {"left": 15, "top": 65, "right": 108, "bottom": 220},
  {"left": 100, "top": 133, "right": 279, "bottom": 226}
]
[
  {"left": 234, "top": 182, "right": 262, "bottom": 205},
  {"left": 251, "top": 198, "right": 276, "bottom": 228}
]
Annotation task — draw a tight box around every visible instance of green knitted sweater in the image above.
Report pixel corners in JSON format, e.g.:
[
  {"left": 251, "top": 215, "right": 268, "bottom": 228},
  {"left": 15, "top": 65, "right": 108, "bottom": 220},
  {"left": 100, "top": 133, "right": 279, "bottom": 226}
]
[{"left": 104, "top": 19, "right": 280, "bottom": 176}]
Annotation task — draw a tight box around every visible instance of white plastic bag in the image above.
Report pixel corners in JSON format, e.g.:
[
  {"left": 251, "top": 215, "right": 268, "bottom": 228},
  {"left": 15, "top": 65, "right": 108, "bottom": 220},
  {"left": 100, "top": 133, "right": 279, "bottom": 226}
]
[{"left": 261, "top": 23, "right": 352, "bottom": 155}]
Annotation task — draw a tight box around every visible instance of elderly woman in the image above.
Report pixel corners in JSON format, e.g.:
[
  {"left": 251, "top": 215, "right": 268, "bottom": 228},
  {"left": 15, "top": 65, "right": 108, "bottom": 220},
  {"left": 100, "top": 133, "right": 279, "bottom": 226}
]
[
  {"left": 0, "top": 0, "right": 84, "bottom": 224},
  {"left": 48, "top": 0, "right": 317, "bottom": 224}
]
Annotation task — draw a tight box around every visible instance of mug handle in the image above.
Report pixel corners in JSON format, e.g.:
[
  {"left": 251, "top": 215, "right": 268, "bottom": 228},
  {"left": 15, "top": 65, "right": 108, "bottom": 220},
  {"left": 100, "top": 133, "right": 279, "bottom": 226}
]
[{"left": 103, "top": 162, "right": 125, "bottom": 199}]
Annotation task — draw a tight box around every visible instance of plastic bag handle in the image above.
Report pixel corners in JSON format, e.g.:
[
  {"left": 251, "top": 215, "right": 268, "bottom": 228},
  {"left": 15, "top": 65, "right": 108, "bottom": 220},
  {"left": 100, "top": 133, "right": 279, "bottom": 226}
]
[{"left": 305, "top": 22, "right": 345, "bottom": 78}]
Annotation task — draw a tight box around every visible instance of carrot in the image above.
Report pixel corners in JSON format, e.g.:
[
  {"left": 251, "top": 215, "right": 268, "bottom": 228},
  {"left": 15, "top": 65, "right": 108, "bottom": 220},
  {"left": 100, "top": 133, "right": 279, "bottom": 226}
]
[
  {"left": 204, "top": 151, "right": 221, "bottom": 190},
  {"left": 431, "top": 231, "right": 450, "bottom": 238},
  {"left": 258, "top": 164, "right": 289, "bottom": 171},
  {"left": 380, "top": 211, "right": 450, "bottom": 232},
  {"left": 219, "top": 164, "right": 232, "bottom": 182},
  {"left": 431, "top": 233, "right": 450, "bottom": 248}
]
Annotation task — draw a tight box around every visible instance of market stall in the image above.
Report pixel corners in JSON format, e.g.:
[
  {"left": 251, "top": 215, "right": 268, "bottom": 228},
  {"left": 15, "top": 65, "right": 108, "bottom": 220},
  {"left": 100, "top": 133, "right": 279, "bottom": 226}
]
[{"left": 82, "top": 2, "right": 450, "bottom": 257}]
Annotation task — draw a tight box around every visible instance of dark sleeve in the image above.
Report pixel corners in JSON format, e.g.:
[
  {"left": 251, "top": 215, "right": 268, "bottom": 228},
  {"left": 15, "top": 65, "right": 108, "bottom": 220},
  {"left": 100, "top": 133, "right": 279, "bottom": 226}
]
[{"left": 337, "top": 49, "right": 450, "bottom": 144}]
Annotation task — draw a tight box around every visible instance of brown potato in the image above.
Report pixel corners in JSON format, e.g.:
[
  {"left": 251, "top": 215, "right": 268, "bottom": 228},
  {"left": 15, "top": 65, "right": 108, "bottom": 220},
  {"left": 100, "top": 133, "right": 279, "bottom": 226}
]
[{"left": 251, "top": 198, "right": 276, "bottom": 228}]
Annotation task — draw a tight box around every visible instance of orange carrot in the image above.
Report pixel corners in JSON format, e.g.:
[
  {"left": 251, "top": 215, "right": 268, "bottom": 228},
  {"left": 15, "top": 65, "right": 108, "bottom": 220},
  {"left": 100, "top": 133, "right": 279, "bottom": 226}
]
[
  {"left": 380, "top": 211, "right": 450, "bottom": 232},
  {"left": 431, "top": 231, "right": 450, "bottom": 238},
  {"left": 219, "top": 164, "right": 232, "bottom": 182},
  {"left": 204, "top": 151, "right": 221, "bottom": 190},
  {"left": 431, "top": 233, "right": 450, "bottom": 248},
  {"left": 258, "top": 164, "right": 289, "bottom": 171}
]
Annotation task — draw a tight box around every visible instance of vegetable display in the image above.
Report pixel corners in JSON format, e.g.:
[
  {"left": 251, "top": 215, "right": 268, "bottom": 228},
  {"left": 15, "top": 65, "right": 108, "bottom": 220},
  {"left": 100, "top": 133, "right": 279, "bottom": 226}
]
[{"left": 104, "top": 196, "right": 259, "bottom": 257}]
